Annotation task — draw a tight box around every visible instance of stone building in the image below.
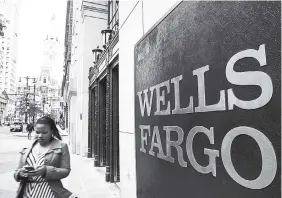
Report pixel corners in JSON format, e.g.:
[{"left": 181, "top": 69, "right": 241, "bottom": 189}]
[
  {"left": 63, "top": 1, "right": 281, "bottom": 198},
  {"left": 62, "top": 0, "right": 107, "bottom": 156},
  {"left": 61, "top": 0, "right": 184, "bottom": 197},
  {"left": 16, "top": 67, "right": 62, "bottom": 122}
]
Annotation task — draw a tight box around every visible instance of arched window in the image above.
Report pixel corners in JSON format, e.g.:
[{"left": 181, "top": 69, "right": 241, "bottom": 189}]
[{"left": 43, "top": 77, "right": 46, "bottom": 83}]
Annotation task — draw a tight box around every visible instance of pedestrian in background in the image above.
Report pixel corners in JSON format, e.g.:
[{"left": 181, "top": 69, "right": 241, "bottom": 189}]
[
  {"left": 26, "top": 123, "right": 33, "bottom": 140},
  {"left": 14, "top": 116, "right": 77, "bottom": 198}
]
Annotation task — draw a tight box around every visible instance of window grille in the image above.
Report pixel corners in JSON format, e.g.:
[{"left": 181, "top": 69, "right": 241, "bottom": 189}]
[{"left": 108, "top": 1, "right": 119, "bottom": 33}]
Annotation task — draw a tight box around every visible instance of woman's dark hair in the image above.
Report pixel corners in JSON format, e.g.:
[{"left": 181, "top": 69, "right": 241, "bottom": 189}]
[{"left": 36, "top": 116, "right": 62, "bottom": 140}]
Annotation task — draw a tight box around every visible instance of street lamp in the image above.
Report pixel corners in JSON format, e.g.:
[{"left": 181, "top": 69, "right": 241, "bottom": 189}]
[
  {"left": 101, "top": 27, "right": 113, "bottom": 49},
  {"left": 92, "top": 46, "right": 103, "bottom": 64}
]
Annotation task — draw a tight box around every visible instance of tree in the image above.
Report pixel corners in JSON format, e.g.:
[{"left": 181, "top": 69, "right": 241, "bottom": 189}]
[
  {"left": 28, "top": 102, "right": 43, "bottom": 121},
  {"left": 15, "top": 95, "right": 42, "bottom": 122}
]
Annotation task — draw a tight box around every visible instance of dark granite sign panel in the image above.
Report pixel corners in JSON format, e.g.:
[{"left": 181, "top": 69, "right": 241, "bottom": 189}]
[{"left": 134, "top": 1, "right": 281, "bottom": 198}]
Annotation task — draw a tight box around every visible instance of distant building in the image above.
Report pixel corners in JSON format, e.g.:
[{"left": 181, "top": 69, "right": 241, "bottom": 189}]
[
  {"left": 17, "top": 15, "right": 63, "bottom": 122},
  {"left": 61, "top": 0, "right": 73, "bottom": 130},
  {"left": 0, "top": 0, "right": 21, "bottom": 94}
]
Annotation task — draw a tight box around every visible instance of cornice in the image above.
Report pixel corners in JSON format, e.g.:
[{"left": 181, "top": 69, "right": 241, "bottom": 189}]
[
  {"left": 82, "top": 0, "right": 107, "bottom": 20},
  {"left": 82, "top": 1, "right": 107, "bottom": 8},
  {"left": 67, "top": 90, "right": 77, "bottom": 102}
]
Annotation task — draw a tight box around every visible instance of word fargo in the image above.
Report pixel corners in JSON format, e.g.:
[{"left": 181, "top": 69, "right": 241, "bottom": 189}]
[{"left": 134, "top": 1, "right": 281, "bottom": 198}]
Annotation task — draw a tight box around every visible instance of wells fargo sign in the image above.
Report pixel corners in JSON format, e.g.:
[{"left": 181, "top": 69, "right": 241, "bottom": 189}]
[{"left": 135, "top": 1, "right": 281, "bottom": 198}]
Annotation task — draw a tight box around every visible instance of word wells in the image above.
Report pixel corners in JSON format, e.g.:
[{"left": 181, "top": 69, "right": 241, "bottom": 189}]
[
  {"left": 136, "top": 44, "right": 277, "bottom": 190},
  {"left": 137, "top": 44, "right": 272, "bottom": 116}
]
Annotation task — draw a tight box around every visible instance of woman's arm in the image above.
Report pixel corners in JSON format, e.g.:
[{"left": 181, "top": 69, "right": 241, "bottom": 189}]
[
  {"left": 44, "top": 142, "right": 71, "bottom": 180},
  {"left": 14, "top": 149, "right": 27, "bottom": 182}
]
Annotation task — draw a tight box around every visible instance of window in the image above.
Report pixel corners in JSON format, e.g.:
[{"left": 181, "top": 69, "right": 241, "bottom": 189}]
[
  {"left": 108, "top": 1, "right": 119, "bottom": 32},
  {"left": 98, "top": 77, "right": 107, "bottom": 166},
  {"left": 111, "top": 65, "right": 120, "bottom": 182},
  {"left": 43, "top": 77, "right": 46, "bottom": 83},
  {"left": 91, "top": 64, "right": 120, "bottom": 183}
]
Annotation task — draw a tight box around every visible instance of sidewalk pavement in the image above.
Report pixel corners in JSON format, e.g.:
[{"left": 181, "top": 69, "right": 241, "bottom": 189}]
[{"left": 62, "top": 154, "right": 121, "bottom": 198}]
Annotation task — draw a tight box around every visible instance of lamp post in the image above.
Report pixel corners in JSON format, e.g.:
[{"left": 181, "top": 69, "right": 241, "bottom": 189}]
[
  {"left": 92, "top": 46, "right": 103, "bottom": 64},
  {"left": 27, "top": 84, "right": 36, "bottom": 124},
  {"left": 101, "top": 27, "right": 113, "bottom": 49},
  {"left": 42, "top": 97, "right": 46, "bottom": 116},
  {"left": 19, "top": 76, "right": 37, "bottom": 123}
]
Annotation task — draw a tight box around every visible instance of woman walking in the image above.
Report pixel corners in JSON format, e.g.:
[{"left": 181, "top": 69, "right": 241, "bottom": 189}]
[{"left": 14, "top": 116, "right": 77, "bottom": 198}]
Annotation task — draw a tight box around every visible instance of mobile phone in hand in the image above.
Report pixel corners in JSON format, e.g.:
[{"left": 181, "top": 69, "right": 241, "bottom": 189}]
[{"left": 23, "top": 166, "right": 34, "bottom": 172}]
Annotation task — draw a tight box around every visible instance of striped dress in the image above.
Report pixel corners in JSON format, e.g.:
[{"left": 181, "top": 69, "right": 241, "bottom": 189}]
[{"left": 23, "top": 147, "right": 56, "bottom": 198}]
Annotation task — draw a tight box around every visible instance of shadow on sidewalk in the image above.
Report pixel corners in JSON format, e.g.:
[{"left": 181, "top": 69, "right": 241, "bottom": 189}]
[{"left": 62, "top": 154, "right": 121, "bottom": 198}]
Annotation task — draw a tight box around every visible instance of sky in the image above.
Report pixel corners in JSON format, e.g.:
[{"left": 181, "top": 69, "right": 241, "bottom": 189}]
[{"left": 17, "top": 0, "right": 67, "bottom": 83}]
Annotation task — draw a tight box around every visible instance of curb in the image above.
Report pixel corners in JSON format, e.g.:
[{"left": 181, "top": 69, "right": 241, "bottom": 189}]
[{"left": 12, "top": 132, "right": 29, "bottom": 137}]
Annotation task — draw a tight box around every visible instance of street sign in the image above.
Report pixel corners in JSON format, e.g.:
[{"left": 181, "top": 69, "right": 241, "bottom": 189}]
[{"left": 134, "top": 1, "right": 281, "bottom": 198}]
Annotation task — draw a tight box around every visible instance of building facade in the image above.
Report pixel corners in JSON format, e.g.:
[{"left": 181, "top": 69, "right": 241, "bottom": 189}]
[
  {"left": 61, "top": 0, "right": 73, "bottom": 130},
  {"left": 16, "top": 72, "right": 62, "bottom": 122},
  {"left": 87, "top": 1, "right": 181, "bottom": 197},
  {"left": 62, "top": 0, "right": 181, "bottom": 197},
  {"left": 88, "top": 0, "right": 119, "bottom": 182},
  {"left": 0, "top": 0, "right": 20, "bottom": 94},
  {"left": 63, "top": 1, "right": 281, "bottom": 198},
  {"left": 62, "top": 0, "right": 108, "bottom": 157}
]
